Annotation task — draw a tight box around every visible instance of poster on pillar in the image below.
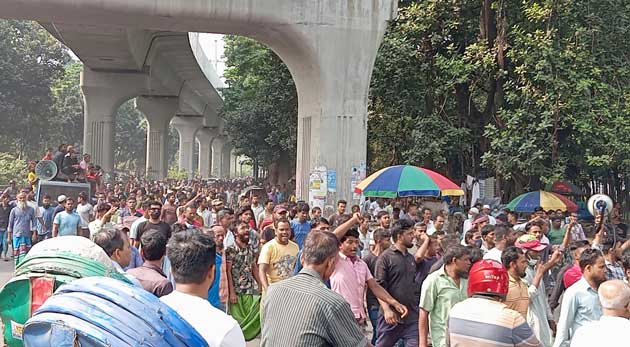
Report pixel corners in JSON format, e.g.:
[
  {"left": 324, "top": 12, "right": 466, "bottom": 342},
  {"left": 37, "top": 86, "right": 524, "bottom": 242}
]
[
  {"left": 327, "top": 169, "right": 336, "bottom": 193},
  {"left": 308, "top": 166, "right": 327, "bottom": 209},
  {"left": 351, "top": 161, "right": 367, "bottom": 200}
]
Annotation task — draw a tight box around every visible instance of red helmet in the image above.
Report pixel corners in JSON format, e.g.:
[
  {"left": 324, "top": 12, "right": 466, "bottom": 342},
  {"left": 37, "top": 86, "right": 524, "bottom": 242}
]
[{"left": 467, "top": 259, "right": 509, "bottom": 298}]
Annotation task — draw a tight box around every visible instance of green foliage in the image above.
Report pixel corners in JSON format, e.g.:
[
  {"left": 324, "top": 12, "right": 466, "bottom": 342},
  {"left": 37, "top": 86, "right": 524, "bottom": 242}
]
[
  {"left": 220, "top": 36, "right": 297, "bottom": 173},
  {"left": 114, "top": 99, "right": 147, "bottom": 173},
  {"left": 0, "top": 20, "right": 68, "bottom": 158},
  {"left": 51, "top": 61, "right": 83, "bottom": 145},
  {"left": 369, "top": 0, "right": 629, "bottom": 196},
  {"left": 0, "top": 153, "right": 27, "bottom": 186},
  {"left": 167, "top": 166, "right": 188, "bottom": 180}
]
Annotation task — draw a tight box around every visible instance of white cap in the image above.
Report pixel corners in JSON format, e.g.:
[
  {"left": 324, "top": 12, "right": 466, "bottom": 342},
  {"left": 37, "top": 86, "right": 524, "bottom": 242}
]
[
  {"left": 57, "top": 195, "right": 67, "bottom": 203},
  {"left": 482, "top": 204, "right": 491, "bottom": 210},
  {"left": 469, "top": 207, "right": 479, "bottom": 215}
]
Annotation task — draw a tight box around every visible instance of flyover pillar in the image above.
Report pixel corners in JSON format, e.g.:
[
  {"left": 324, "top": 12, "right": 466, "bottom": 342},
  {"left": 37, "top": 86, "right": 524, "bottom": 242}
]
[
  {"left": 81, "top": 68, "right": 147, "bottom": 175},
  {"left": 196, "top": 127, "right": 219, "bottom": 178},
  {"left": 289, "top": 10, "right": 395, "bottom": 204},
  {"left": 211, "top": 136, "right": 227, "bottom": 178},
  {"left": 221, "top": 143, "right": 234, "bottom": 178},
  {"left": 136, "top": 96, "right": 178, "bottom": 180},
  {"left": 171, "top": 116, "right": 203, "bottom": 177}
]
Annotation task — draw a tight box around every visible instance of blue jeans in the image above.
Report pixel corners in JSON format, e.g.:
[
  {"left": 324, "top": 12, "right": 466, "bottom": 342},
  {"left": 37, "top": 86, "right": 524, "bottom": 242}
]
[
  {"left": 0, "top": 228, "right": 6, "bottom": 255},
  {"left": 368, "top": 307, "right": 380, "bottom": 345}
]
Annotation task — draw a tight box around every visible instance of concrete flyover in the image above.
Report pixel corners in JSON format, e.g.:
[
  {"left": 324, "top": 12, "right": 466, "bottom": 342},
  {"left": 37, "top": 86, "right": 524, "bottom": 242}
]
[{"left": 0, "top": 0, "right": 398, "bottom": 203}]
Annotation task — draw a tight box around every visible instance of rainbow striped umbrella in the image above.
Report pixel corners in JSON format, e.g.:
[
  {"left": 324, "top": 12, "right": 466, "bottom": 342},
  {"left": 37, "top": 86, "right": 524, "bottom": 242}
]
[
  {"left": 354, "top": 165, "right": 464, "bottom": 198},
  {"left": 506, "top": 190, "right": 578, "bottom": 212}
]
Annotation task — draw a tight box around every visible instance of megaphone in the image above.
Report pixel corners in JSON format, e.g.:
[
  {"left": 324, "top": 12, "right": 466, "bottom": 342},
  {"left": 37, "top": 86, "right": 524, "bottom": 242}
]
[{"left": 587, "top": 194, "right": 613, "bottom": 217}]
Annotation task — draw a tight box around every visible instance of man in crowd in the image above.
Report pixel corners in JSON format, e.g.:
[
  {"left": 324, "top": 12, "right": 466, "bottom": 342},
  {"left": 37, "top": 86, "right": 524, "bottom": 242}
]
[
  {"left": 225, "top": 220, "right": 261, "bottom": 340},
  {"left": 401, "top": 203, "right": 420, "bottom": 223},
  {"left": 250, "top": 194, "right": 264, "bottom": 225},
  {"left": 462, "top": 207, "right": 479, "bottom": 235},
  {"left": 363, "top": 227, "right": 391, "bottom": 345},
  {"left": 331, "top": 228, "right": 408, "bottom": 339},
  {"left": 37, "top": 194, "right": 56, "bottom": 241},
  {"left": 134, "top": 201, "right": 171, "bottom": 248},
  {"left": 419, "top": 245, "right": 471, "bottom": 347},
  {"left": 61, "top": 145, "right": 81, "bottom": 182},
  {"left": 481, "top": 204, "right": 497, "bottom": 225},
  {"left": 376, "top": 210, "right": 391, "bottom": 230},
  {"left": 447, "top": 259, "right": 541, "bottom": 347},
  {"left": 358, "top": 213, "right": 372, "bottom": 257},
  {"left": 421, "top": 208, "right": 434, "bottom": 234},
  {"left": 261, "top": 231, "right": 368, "bottom": 346},
  {"left": 553, "top": 248, "right": 606, "bottom": 347},
  {"left": 128, "top": 230, "right": 173, "bottom": 297},
  {"left": 373, "top": 220, "right": 417, "bottom": 346},
  {"left": 479, "top": 225, "right": 496, "bottom": 254},
  {"left": 311, "top": 206, "right": 322, "bottom": 220},
  {"left": 76, "top": 192, "right": 93, "bottom": 238},
  {"left": 483, "top": 226, "right": 511, "bottom": 263},
  {"left": 571, "top": 279, "right": 630, "bottom": 347},
  {"left": 0, "top": 194, "right": 13, "bottom": 261},
  {"left": 7, "top": 192, "right": 36, "bottom": 265},
  {"left": 87, "top": 203, "right": 117, "bottom": 237},
  {"left": 258, "top": 200, "right": 275, "bottom": 231},
  {"left": 207, "top": 225, "right": 227, "bottom": 310},
  {"left": 290, "top": 203, "right": 311, "bottom": 249},
  {"left": 92, "top": 227, "right": 138, "bottom": 285},
  {"left": 258, "top": 217, "right": 299, "bottom": 292},
  {"left": 161, "top": 193, "right": 178, "bottom": 225},
  {"left": 52, "top": 197, "right": 81, "bottom": 237},
  {"left": 329, "top": 199, "right": 348, "bottom": 227},
  {"left": 160, "top": 230, "right": 245, "bottom": 347}
]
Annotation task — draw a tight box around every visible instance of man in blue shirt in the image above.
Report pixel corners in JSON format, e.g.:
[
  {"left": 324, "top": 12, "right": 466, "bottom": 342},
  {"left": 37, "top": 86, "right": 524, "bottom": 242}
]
[
  {"left": 553, "top": 248, "right": 606, "bottom": 347},
  {"left": 290, "top": 203, "right": 311, "bottom": 249},
  {"left": 207, "top": 225, "right": 226, "bottom": 311},
  {"left": 53, "top": 197, "right": 81, "bottom": 237},
  {"left": 7, "top": 192, "right": 36, "bottom": 265},
  {"left": 37, "top": 194, "right": 56, "bottom": 241}
]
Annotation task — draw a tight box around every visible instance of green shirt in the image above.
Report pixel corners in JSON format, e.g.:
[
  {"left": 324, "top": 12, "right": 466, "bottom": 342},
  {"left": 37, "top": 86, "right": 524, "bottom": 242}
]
[
  {"left": 548, "top": 227, "right": 565, "bottom": 245},
  {"left": 419, "top": 266, "right": 468, "bottom": 347}
]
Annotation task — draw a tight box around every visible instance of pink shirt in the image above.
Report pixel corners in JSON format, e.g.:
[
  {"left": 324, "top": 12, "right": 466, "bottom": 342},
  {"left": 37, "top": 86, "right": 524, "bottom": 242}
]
[{"left": 330, "top": 252, "right": 373, "bottom": 319}]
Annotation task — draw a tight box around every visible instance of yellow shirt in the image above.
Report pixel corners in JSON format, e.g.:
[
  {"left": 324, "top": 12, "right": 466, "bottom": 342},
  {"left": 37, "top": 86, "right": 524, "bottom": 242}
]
[
  {"left": 504, "top": 273, "right": 529, "bottom": 319},
  {"left": 27, "top": 171, "right": 37, "bottom": 191},
  {"left": 257, "top": 239, "right": 298, "bottom": 284}
]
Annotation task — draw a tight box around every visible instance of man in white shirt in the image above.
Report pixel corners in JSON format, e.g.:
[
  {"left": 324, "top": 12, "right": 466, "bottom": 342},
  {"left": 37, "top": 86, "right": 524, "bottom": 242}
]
[
  {"left": 570, "top": 279, "right": 630, "bottom": 347},
  {"left": 462, "top": 207, "right": 479, "bottom": 235},
  {"left": 481, "top": 204, "right": 496, "bottom": 225},
  {"left": 76, "top": 192, "right": 94, "bottom": 238},
  {"left": 161, "top": 230, "right": 246, "bottom": 347}
]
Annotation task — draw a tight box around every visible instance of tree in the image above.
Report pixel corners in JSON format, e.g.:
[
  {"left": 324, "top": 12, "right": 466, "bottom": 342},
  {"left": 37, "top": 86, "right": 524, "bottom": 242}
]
[
  {"left": 221, "top": 36, "right": 298, "bottom": 183},
  {"left": 51, "top": 61, "right": 84, "bottom": 145},
  {"left": 0, "top": 20, "right": 68, "bottom": 158},
  {"left": 114, "top": 99, "right": 147, "bottom": 173}
]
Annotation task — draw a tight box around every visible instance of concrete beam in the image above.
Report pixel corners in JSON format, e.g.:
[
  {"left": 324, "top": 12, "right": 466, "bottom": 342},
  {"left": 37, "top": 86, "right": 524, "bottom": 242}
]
[{"left": 136, "top": 96, "right": 178, "bottom": 180}]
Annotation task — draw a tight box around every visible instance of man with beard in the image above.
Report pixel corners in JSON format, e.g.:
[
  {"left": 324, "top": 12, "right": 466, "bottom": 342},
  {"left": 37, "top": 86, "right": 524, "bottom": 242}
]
[
  {"left": 226, "top": 221, "right": 262, "bottom": 340},
  {"left": 514, "top": 236, "right": 562, "bottom": 347},
  {"left": 258, "top": 218, "right": 299, "bottom": 292},
  {"left": 134, "top": 201, "right": 171, "bottom": 248},
  {"left": 52, "top": 197, "right": 81, "bottom": 237},
  {"left": 419, "top": 245, "right": 471, "bottom": 347},
  {"left": 7, "top": 192, "right": 37, "bottom": 265},
  {"left": 328, "top": 200, "right": 348, "bottom": 227},
  {"left": 553, "top": 248, "right": 606, "bottom": 347},
  {"left": 376, "top": 210, "right": 391, "bottom": 230},
  {"left": 374, "top": 219, "right": 417, "bottom": 346},
  {"left": 503, "top": 245, "right": 561, "bottom": 347}
]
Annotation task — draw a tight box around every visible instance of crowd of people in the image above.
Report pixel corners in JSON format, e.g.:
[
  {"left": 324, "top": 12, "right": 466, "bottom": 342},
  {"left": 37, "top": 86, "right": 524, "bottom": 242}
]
[{"left": 1, "top": 153, "right": 629, "bottom": 347}]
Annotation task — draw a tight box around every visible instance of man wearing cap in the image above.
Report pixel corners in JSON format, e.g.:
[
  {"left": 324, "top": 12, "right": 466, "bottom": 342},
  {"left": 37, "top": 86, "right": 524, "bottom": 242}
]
[
  {"left": 462, "top": 207, "right": 479, "bottom": 236},
  {"left": 210, "top": 198, "right": 224, "bottom": 225},
  {"left": 447, "top": 259, "right": 541, "bottom": 347},
  {"left": 515, "top": 235, "right": 562, "bottom": 347},
  {"left": 481, "top": 204, "right": 496, "bottom": 225},
  {"left": 53, "top": 195, "right": 66, "bottom": 219}
]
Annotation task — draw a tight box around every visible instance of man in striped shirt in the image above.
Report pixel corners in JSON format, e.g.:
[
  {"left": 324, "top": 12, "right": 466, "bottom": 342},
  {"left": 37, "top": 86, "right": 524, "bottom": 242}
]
[
  {"left": 261, "top": 231, "right": 368, "bottom": 347},
  {"left": 447, "top": 259, "right": 541, "bottom": 347}
]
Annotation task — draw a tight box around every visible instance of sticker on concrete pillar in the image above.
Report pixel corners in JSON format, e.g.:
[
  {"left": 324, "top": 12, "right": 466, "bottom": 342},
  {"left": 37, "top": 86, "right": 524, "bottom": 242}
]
[
  {"left": 351, "top": 163, "right": 367, "bottom": 200},
  {"left": 308, "top": 166, "right": 327, "bottom": 205},
  {"left": 327, "top": 169, "right": 337, "bottom": 193}
]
